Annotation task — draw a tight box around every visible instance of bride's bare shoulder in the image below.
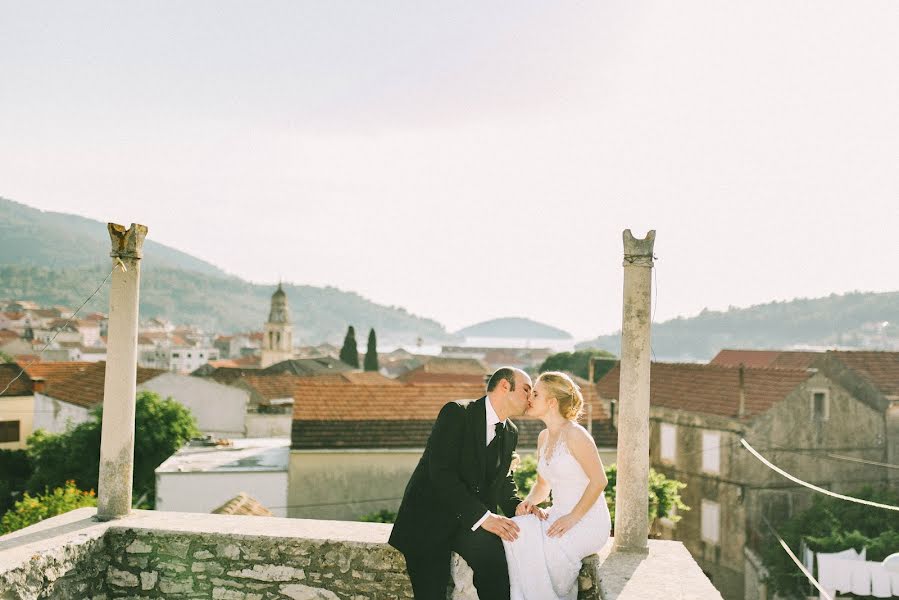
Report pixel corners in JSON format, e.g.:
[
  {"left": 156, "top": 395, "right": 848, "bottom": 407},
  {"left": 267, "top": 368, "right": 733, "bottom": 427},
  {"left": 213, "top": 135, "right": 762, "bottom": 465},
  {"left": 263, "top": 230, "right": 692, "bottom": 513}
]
[{"left": 564, "top": 422, "right": 596, "bottom": 446}]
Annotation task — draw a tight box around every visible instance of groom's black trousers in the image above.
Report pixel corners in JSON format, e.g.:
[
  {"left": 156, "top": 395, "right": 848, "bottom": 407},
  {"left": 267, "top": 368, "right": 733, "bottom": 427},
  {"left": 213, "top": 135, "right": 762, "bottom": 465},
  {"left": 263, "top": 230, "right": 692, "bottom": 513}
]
[{"left": 403, "top": 527, "right": 510, "bottom": 600}]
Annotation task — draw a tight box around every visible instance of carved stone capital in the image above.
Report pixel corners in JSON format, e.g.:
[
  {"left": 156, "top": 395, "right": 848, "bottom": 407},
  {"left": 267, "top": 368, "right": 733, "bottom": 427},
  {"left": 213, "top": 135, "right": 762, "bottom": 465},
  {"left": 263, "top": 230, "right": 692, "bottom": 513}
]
[
  {"left": 622, "top": 229, "right": 656, "bottom": 267},
  {"left": 108, "top": 223, "right": 148, "bottom": 260}
]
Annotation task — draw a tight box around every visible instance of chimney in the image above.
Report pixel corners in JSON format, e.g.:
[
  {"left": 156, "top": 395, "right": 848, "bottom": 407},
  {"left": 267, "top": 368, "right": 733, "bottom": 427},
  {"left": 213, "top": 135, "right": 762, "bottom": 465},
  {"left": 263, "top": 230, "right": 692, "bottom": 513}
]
[
  {"left": 588, "top": 357, "right": 595, "bottom": 383},
  {"left": 31, "top": 377, "right": 46, "bottom": 394},
  {"left": 738, "top": 363, "right": 746, "bottom": 419}
]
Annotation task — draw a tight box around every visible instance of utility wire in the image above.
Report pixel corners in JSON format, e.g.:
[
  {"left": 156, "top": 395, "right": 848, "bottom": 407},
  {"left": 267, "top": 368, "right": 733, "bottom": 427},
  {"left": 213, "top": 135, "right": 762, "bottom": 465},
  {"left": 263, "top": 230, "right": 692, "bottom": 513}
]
[
  {"left": 741, "top": 439, "right": 899, "bottom": 511},
  {"left": 760, "top": 513, "right": 834, "bottom": 600},
  {"left": 0, "top": 264, "right": 120, "bottom": 397}
]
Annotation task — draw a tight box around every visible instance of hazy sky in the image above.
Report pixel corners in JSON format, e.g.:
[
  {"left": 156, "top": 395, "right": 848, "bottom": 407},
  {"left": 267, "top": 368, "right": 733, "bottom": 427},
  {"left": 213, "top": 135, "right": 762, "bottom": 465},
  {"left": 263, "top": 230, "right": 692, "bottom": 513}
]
[{"left": 1, "top": 1, "right": 897, "bottom": 339}]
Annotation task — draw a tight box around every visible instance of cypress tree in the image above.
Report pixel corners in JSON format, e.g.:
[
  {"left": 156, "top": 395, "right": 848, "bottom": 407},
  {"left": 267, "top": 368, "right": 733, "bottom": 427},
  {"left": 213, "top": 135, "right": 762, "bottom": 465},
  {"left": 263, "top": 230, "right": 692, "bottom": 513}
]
[
  {"left": 339, "top": 326, "right": 360, "bottom": 368},
  {"left": 364, "top": 328, "right": 379, "bottom": 372}
]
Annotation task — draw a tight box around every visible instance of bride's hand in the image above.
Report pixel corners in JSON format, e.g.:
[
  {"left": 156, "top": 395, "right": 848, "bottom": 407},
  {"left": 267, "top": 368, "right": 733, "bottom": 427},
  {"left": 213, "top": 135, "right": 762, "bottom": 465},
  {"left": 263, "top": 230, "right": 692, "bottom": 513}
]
[
  {"left": 529, "top": 505, "right": 548, "bottom": 521},
  {"left": 547, "top": 513, "right": 579, "bottom": 537},
  {"left": 516, "top": 500, "right": 535, "bottom": 516}
]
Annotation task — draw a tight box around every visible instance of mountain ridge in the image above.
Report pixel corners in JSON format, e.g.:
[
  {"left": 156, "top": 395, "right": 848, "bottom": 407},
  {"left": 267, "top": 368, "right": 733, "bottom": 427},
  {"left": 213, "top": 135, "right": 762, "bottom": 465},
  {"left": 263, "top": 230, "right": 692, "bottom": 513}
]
[
  {"left": 0, "top": 197, "right": 451, "bottom": 344},
  {"left": 576, "top": 290, "right": 899, "bottom": 361}
]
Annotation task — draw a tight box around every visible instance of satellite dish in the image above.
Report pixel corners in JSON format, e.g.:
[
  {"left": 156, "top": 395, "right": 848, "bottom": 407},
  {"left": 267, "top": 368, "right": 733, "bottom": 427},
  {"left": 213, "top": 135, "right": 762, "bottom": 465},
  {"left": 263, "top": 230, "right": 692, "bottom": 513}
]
[{"left": 884, "top": 552, "right": 899, "bottom": 573}]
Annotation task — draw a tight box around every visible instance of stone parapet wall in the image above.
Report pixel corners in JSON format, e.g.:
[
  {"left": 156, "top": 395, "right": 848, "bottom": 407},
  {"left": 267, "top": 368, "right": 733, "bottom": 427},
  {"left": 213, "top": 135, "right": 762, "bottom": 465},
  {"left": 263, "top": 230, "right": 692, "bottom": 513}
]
[{"left": 0, "top": 509, "right": 602, "bottom": 600}]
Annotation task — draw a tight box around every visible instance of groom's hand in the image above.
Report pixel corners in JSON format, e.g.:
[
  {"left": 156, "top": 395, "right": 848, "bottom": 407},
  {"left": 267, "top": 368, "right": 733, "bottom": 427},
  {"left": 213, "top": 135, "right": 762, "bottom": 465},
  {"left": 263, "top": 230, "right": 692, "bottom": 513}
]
[{"left": 481, "top": 514, "right": 520, "bottom": 541}]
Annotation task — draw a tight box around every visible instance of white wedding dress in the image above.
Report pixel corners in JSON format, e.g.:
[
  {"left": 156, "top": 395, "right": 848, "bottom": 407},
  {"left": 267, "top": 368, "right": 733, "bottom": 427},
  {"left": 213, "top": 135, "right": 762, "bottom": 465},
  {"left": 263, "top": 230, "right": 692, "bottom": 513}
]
[{"left": 502, "top": 433, "right": 612, "bottom": 600}]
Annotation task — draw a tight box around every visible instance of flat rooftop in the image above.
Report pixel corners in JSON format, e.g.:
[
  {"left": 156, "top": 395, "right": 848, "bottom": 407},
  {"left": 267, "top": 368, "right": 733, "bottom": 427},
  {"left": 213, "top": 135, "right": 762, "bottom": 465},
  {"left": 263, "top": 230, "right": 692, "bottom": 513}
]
[{"left": 155, "top": 437, "right": 289, "bottom": 473}]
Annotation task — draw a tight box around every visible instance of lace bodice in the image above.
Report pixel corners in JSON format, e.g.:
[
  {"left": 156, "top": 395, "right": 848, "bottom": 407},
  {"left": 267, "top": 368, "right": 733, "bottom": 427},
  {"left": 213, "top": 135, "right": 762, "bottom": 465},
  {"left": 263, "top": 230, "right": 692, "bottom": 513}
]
[{"left": 537, "top": 430, "right": 594, "bottom": 514}]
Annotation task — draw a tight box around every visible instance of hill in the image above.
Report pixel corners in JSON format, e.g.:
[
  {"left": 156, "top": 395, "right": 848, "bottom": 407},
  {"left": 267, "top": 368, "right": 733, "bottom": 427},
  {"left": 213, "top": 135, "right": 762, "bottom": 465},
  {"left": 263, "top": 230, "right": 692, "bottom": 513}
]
[
  {"left": 576, "top": 291, "right": 899, "bottom": 361},
  {"left": 456, "top": 317, "right": 572, "bottom": 339},
  {"left": 0, "top": 198, "right": 450, "bottom": 344}
]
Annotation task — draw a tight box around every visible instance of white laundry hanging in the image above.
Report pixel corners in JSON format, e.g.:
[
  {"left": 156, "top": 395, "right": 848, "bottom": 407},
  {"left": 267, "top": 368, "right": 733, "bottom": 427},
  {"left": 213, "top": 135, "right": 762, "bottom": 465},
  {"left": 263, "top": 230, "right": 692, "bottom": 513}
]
[{"left": 816, "top": 548, "right": 865, "bottom": 600}]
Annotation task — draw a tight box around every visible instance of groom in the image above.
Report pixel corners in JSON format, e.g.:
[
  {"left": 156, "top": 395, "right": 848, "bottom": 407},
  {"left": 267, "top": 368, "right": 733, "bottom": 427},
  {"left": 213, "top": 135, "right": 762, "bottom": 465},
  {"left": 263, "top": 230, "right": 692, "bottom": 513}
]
[{"left": 389, "top": 367, "right": 532, "bottom": 600}]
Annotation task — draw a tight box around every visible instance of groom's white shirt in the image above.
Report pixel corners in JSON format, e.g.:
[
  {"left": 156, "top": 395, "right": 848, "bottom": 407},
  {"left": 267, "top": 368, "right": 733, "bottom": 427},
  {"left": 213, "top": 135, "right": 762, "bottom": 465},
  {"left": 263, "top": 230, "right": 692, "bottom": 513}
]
[{"left": 471, "top": 395, "right": 506, "bottom": 531}]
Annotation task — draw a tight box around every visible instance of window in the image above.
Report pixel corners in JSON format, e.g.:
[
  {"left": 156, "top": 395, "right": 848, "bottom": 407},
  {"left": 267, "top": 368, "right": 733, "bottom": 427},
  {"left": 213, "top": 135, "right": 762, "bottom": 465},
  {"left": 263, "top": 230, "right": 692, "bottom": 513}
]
[
  {"left": 172, "top": 352, "right": 180, "bottom": 358},
  {"left": 811, "top": 390, "right": 829, "bottom": 421},
  {"left": 660, "top": 423, "right": 676, "bottom": 463},
  {"left": 0, "top": 420, "right": 20, "bottom": 443},
  {"left": 702, "top": 431, "right": 721, "bottom": 474},
  {"left": 701, "top": 499, "right": 720, "bottom": 544}
]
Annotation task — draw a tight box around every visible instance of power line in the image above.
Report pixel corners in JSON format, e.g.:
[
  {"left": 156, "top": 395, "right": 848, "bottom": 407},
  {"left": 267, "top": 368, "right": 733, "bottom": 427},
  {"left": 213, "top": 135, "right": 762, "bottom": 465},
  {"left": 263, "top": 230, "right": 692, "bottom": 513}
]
[
  {"left": 741, "top": 439, "right": 899, "bottom": 511},
  {"left": 760, "top": 513, "right": 834, "bottom": 600},
  {"left": 267, "top": 496, "right": 404, "bottom": 510},
  {"left": 0, "top": 264, "right": 119, "bottom": 397}
]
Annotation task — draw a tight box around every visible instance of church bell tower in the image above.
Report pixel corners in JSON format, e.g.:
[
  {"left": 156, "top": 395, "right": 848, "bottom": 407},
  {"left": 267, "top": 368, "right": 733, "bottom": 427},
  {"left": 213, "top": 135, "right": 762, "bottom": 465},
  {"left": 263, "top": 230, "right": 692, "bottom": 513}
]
[{"left": 260, "top": 283, "right": 294, "bottom": 368}]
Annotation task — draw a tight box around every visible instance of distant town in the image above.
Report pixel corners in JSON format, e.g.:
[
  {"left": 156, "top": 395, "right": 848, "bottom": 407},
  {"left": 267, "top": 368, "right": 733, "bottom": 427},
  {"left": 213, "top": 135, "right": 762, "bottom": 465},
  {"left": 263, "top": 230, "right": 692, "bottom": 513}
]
[{"left": 1, "top": 284, "right": 897, "bottom": 600}]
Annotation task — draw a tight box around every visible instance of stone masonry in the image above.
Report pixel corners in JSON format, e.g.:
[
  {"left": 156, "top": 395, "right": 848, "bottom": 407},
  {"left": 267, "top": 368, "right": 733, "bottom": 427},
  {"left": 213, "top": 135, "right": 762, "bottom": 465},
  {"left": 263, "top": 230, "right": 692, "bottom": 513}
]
[{"left": 0, "top": 509, "right": 604, "bottom": 600}]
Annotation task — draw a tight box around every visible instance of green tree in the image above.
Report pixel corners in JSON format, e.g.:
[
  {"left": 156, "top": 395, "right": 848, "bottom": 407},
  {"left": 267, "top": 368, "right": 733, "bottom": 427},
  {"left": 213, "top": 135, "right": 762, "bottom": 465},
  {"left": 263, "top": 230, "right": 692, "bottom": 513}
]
[
  {"left": 26, "top": 391, "right": 200, "bottom": 509},
  {"left": 364, "top": 328, "right": 379, "bottom": 372},
  {"left": 340, "top": 325, "right": 360, "bottom": 368},
  {"left": 359, "top": 508, "right": 397, "bottom": 523},
  {"left": 0, "top": 449, "right": 32, "bottom": 515},
  {"left": 0, "top": 480, "right": 97, "bottom": 534},
  {"left": 513, "top": 455, "right": 688, "bottom": 528},
  {"left": 539, "top": 349, "right": 618, "bottom": 382},
  {"left": 0, "top": 350, "right": 14, "bottom": 363},
  {"left": 760, "top": 486, "right": 899, "bottom": 598}
]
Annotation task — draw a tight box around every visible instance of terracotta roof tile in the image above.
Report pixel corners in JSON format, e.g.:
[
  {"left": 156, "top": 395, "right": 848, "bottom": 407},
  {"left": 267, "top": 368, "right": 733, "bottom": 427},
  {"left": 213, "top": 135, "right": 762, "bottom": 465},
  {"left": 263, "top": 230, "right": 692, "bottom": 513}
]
[
  {"left": 825, "top": 351, "right": 899, "bottom": 397},
  {"left": 238, "top": 374, "right": 301, "bottom": 402},
  {"left": 397, "top": 371, "right": 487, "bottom": 385},
  {"left": 596, "top": 362, "right": 811, "bottom": 420},
  {"left": 0, "top": 363, "right": 33, "bottom": 396},
  {"left": 291, "top": 378, "right": 615, "bottom": 449},
  {"left": 211, "top": 493, "right": 273, "bottom": 517},
  {"left": 19, "top": 361, "right": 95, "bottom": 385},
  {"left": 0, "top": 329, "right": 19, "bottom": 341},
  {"left": 42, "top": 362, "right": 165, "bottom": 408},
  {"left": 710, "top": 349, "right": 820, "bottom": 369}
]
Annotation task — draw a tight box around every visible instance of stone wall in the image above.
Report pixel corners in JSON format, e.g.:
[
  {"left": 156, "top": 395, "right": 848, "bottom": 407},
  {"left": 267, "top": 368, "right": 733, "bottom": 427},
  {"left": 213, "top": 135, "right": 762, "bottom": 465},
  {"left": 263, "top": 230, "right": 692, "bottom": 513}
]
[
  {"left": 0, "top": 509, "right": 601, "bottom": 600},
  {"left": 103, "top": 527, "right": 411, "bottom": 599}
]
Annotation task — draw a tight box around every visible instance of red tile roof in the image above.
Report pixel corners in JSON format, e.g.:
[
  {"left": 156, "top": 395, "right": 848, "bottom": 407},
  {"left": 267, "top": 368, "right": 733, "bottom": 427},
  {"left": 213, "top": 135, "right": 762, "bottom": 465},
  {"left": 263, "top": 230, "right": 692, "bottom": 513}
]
[
  {"left": 825, "top": 351, "right": 899, "bottom": 398},
  {"left": 42, "top": 362, "right": 165, "bottom": 408},
  {"left": 19, "top": 361, "right": 95, "bottom": 385},
  {"left": 0, "top": 329, "right": 19, "bottom": 342},
  {"left": 596, "top": 362, "right": 812, "bottom": 420},
  {"left": 397, "top": 371, "right": 487, "bottom": 385},
  {"left": 0, "top": 364, "right": 33, "bottom": 396},
  {"left": 238, "top": 374, "right": 301, "bottom": 402},
  {"left": 291, "top": 378, "right": 615, "bottom": 449},
  {"left": 710, "top": 349, "right": 820, "bottom": 370},
  {"left": 211, "top": 493, "right": 273, "bottom": 517}
]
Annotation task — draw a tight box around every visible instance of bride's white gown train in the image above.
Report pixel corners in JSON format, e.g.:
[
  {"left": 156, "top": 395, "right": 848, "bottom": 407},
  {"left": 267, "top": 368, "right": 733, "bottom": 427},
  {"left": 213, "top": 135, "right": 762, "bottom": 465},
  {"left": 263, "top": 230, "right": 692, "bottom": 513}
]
[{"left": 502, "top": 436, "right": 612, "bottom": 600}]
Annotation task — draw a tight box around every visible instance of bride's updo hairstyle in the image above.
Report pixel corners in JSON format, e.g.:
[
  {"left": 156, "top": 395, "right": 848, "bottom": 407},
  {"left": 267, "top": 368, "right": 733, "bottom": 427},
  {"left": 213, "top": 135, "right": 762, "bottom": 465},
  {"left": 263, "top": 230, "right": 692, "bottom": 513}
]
[{"left": 537, "top": 371, "right": 584, "bottom": 421}]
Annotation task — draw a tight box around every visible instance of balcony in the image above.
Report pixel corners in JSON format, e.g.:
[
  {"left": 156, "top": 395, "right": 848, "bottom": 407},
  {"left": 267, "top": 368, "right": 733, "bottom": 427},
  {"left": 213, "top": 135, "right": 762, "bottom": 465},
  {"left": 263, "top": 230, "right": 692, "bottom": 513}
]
[{"left": 1, "top": 507, "right": 721, "bottom": 599}]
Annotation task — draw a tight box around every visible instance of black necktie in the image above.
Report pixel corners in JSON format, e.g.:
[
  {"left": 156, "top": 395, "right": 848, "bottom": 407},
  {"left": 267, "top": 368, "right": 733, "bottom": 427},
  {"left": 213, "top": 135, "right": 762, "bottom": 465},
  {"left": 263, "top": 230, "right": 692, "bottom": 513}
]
[{"left": 486, "top": 422, "right": 504, "bottom": 479}]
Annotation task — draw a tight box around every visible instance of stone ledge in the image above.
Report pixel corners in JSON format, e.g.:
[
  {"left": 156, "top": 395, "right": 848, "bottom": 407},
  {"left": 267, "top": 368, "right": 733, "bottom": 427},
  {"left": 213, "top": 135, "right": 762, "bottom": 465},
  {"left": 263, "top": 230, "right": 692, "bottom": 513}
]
[
  {"left": 595, "top": 539, "right": 723, "bottom": 599},
  {"left": 0, "top": 509, "right": 719, "bottom": 600}
]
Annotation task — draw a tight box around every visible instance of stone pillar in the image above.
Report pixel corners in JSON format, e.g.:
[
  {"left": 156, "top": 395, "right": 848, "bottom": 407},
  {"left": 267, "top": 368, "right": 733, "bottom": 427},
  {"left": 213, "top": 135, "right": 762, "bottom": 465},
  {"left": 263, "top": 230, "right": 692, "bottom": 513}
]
[
  {"left": 612, "top": 229, "right": 655, "bottom": 553},
  {"left": 97, "top": 223, "right": 147, "bottom": 521}
]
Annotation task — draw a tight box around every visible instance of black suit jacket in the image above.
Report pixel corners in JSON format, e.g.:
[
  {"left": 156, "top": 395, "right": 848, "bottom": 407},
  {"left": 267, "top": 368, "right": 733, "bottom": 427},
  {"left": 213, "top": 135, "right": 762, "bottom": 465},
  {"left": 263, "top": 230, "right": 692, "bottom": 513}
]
[{"left": 389, "top": 396, "right": 521, "bottom": 555}]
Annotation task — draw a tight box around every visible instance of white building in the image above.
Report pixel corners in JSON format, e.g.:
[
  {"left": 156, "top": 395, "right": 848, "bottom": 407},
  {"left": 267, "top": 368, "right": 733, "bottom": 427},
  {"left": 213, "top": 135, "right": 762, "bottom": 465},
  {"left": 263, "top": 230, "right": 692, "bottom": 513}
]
[
  {"left": 139, "top": 373, "right": 249, "bottom": 439},
  {"left": 145, "top": 345, "right": 220, "bottom": 374},
  {"left": 155, "top": 438, "right": 289, "bottom": 517}
]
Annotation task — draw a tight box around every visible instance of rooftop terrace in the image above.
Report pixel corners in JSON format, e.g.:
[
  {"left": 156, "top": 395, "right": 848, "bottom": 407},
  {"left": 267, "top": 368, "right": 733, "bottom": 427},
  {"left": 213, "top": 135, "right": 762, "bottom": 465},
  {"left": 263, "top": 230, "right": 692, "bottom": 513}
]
[{"left": 0, "top": 508, "right": 722, "bottom": 600}]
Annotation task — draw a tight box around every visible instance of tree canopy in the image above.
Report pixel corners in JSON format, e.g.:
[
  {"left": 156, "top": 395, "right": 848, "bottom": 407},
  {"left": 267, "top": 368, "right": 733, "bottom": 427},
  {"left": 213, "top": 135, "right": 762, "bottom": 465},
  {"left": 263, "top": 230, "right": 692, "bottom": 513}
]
[
  {"left": 340, "top": 325, "right": 360, "bottom": 368},
  {"left": 364, "top": 328, "right": 379, "bottom": 372},
  {"left": 25, "top": 390, "right": 200, "bottom": 509},
  {"left": 760, "top": 486, "right": 899, "bottom": 598},
  {"left": 538, "top": 349, "right": 618, "bottom": 381}
]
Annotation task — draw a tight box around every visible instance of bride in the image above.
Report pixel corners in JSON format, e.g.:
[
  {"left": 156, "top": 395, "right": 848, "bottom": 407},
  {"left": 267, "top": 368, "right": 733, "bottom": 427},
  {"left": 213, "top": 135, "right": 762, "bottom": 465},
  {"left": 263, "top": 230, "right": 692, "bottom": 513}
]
[{"left": 504, "top": 371, "right": 612, "bottom": 600}]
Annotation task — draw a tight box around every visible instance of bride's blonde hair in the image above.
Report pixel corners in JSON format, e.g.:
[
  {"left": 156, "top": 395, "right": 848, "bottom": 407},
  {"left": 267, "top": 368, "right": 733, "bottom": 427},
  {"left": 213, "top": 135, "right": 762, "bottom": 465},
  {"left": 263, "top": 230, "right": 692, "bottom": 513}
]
[{"left": 536, "top": 371, "right": 584, "bottom": 421}]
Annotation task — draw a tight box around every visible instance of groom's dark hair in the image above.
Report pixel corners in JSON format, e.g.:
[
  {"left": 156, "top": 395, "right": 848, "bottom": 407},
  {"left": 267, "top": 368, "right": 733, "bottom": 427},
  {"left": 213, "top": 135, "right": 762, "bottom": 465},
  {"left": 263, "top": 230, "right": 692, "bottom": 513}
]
[{"left": 486, "top": 367, "right": 518, "bottom": 392}]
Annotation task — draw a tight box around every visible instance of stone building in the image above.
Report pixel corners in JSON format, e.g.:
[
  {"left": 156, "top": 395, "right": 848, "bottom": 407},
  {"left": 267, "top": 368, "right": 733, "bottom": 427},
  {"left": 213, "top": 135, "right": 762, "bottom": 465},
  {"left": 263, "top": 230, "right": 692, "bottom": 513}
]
[
  {"left": 260, "top": 283, "right": 293, "bottom": 368},
  {"left": 596, "top": 355, "right": 896, "bottom": 600}
]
